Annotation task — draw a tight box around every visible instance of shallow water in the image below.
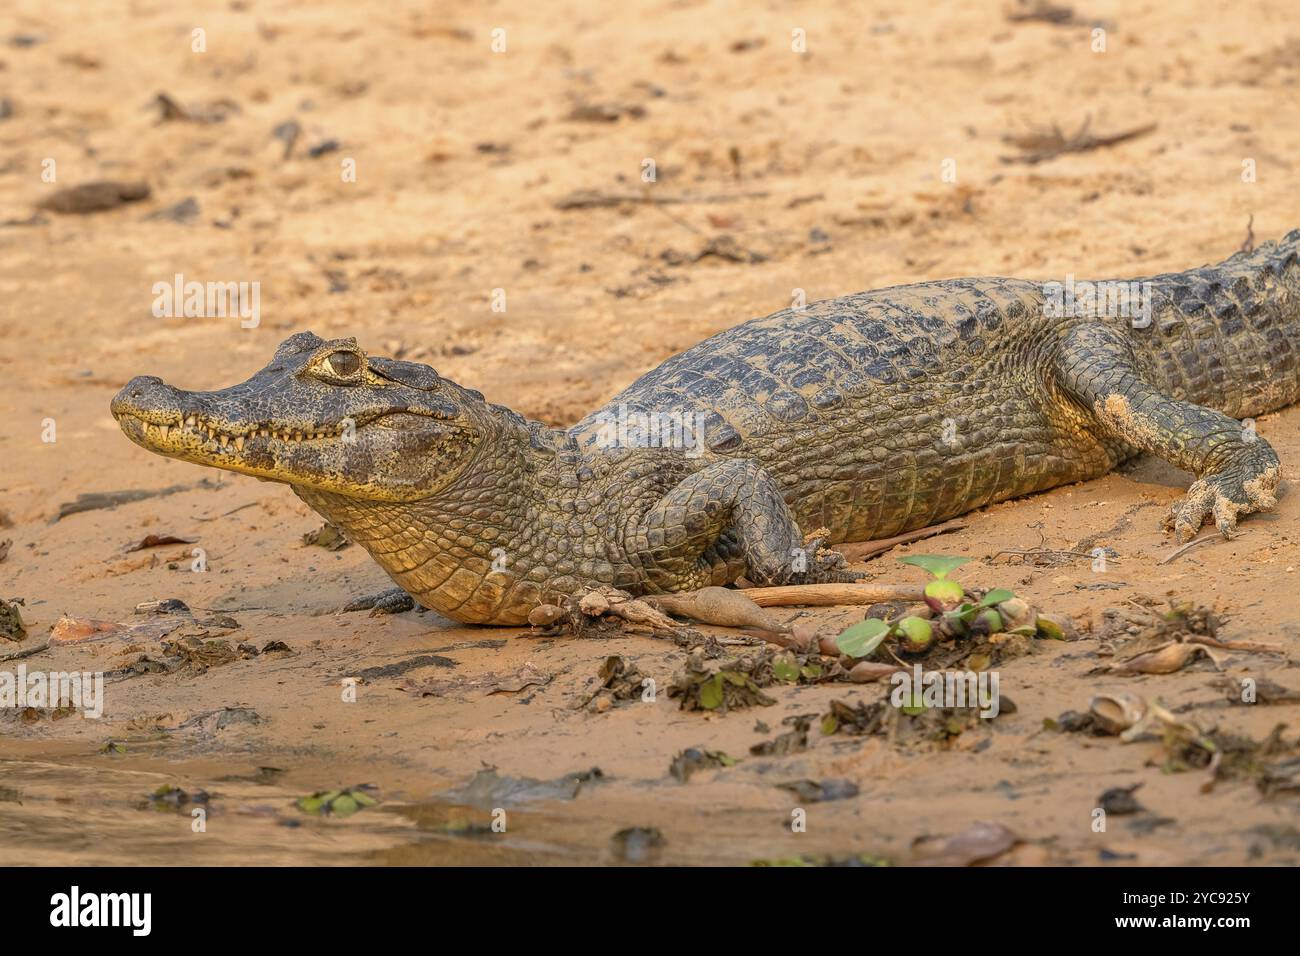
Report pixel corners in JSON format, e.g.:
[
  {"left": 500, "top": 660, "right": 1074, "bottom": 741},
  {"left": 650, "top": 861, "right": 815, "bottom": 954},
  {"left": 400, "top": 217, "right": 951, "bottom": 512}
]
[
  {"left": 0, "top": 757, "right": 582, "bottom": 866},
  {"left": 0, "top": 754, "right": 851, "bottom": 866}
]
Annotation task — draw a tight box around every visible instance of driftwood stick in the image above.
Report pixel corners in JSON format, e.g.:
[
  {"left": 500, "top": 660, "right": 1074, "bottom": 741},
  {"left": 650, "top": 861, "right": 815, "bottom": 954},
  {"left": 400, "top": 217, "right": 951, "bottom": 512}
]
[
  {"left": 742, "top": 583, "right": 924, "bottom": 608},
  {"left": 0, "top": 640, "right": 50, "bottom": 662},
  {"left": 554, "top": 188, "right": 770, "bottom": 210},
  {"left": 1186, "top": 634, "right": 1284, "bottom": 654},
  {"left": 838, "top": 519, "right": 967, "bottom": 562},
  {"left": 736, "top": 628, "right": 805, "bottom": 649},
  {"left": 1159, "top": 530, "right": 1245, "bottom": 566}
]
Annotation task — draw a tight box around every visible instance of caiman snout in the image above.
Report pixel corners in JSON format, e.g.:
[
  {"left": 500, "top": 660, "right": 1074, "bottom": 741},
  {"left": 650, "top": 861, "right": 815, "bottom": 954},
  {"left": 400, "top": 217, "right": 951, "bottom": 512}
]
[{"left": 111, "top": 375, "right": 185, "bottom": 424}]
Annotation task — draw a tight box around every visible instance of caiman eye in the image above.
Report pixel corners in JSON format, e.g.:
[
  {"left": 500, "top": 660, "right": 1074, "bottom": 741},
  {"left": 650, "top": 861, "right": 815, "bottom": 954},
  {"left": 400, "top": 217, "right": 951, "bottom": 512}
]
[{"left": 324, "top": 350, "right": 362, "bottom": 378}]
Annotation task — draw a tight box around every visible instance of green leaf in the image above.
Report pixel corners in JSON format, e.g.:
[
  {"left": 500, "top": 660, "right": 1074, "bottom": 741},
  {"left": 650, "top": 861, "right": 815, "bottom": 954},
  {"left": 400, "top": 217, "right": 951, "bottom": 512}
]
[
  {"left": 980, "top": 588, "right": 1015, "bottom": 607},
  {"left": 820, "top": 713, "right": 840, "bottom": 736},
  {"left": 834, "top": 618, "right": 891, "bottom": 658},
  {"left": 297, "top": 794, "right": 327, "bottom": 814},
  {"left": 898, "top": 554, "right": 970, "bottom": 579},
  {"left": 800, "top": 663, "right": 824, "bottom": 680},
  {"left": 698, "top": 675, "right": 724, "bottom": 710},
  {"left": 298, "top": 787, "right": 377, "bottom": 817},
  {"left": 772, "top": 655, "right": 801, "bottom": 682},
  {"left": 331, "top": 794, "right": 360, "bottom": 817}
]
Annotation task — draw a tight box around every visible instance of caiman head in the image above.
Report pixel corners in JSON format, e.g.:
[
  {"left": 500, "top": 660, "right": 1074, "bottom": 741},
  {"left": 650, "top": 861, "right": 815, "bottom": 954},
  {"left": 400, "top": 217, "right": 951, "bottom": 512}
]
[{"left": 111, "top": 331, "right": 496, "bottom": 501}]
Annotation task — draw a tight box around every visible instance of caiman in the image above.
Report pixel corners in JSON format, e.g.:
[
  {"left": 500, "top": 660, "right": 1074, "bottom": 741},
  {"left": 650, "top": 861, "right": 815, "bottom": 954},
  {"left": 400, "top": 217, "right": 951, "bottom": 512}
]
[{"left": 112, "top": 234, "right": 1298, "bottom": 624}]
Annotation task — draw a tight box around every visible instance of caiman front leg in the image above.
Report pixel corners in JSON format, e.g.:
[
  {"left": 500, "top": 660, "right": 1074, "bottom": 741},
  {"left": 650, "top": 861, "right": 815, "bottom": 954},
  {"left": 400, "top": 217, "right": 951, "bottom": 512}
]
[
  {"left": 338, "top": 586, "right": 416, "bottom": 616},
  {"left": 1054, "top": 322, "right": 1282, "bottom": 541},
  {"left": 628, "top": 458, "right": 859, "bottom": 591}
]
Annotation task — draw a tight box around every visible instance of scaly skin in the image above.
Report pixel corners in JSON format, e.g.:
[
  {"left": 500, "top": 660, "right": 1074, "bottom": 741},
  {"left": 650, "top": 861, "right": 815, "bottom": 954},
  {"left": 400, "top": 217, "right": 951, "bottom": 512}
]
[{"left": 112, "top": 233, "right": 1300, "bottom": 624}]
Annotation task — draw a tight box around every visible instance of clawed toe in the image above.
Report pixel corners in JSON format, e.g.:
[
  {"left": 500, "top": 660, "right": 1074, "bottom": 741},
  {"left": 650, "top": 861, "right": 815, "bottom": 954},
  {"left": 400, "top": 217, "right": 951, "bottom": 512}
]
[{"left": 1163, "top": 462, "right": 1281, "bottom": 542}]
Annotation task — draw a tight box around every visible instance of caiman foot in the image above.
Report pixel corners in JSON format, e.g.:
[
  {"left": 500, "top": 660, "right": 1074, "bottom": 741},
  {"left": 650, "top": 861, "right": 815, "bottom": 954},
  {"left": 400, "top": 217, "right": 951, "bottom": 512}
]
[
  {"left": 788, "top": 537, "right": 864, "bottom": 584},
  {"left": 756, "top": 536, "right": 863, "bottom": 585},
  {"left": 1163, "top": 447, "right": 1281, "bottom": 543},
  {"left": 1051, "top": 322, "right": 1284, "bottom": 546},
  {"left": 339, "top": 586, "right": 416, "bottom": 616}
]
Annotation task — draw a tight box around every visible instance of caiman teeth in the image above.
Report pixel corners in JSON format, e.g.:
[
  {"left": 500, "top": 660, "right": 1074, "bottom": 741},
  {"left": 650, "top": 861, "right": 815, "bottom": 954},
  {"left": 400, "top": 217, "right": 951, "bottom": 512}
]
[{"left": 145, "top": 412, "right": 341, "bottom": 448}]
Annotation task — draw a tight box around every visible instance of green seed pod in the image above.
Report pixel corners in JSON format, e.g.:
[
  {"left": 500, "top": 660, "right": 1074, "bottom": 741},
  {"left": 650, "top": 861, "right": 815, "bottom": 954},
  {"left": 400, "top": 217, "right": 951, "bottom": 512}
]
[
  {"left": 897, "top": 615, "right": 933, "bottom": 652},
  {"left": 979, "top": 609, "right": 1003, "bottom": 634},
  {"left": 1036, "top": 614, "right": 1068, "bottom": 641},
  {"left": 923, "top": 577, "right": 965, "bottom": 613}
]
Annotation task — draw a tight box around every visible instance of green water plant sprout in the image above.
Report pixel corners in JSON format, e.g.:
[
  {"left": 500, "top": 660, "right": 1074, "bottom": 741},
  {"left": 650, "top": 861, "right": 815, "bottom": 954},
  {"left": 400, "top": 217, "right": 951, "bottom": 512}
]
[{"left": 898, "top": 554, "right": 970, "bottom": 612}]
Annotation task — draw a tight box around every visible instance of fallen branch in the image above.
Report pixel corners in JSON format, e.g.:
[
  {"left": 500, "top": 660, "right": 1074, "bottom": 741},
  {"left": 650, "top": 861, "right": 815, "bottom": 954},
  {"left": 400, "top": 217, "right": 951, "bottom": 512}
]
[
  {"left": 1001, "top": 118, "right": 1156, "bottom": 166},
  {"left": 736, "top": 628, "right": 806, "bottom": 650},
  {"left": 554, "top": 188, "right": 770, "bottom": 211},
  {"left": 0, "top": 640, "right": 50, "bottom": 662},
  {"left": 1159, "top": 530, "right": 1245, "bottom": 566},
  {"left": 193, "top": 501, "right": 259, "bottom": 522},
  {"left": 838, "top": 519, "right": 967, "bottom": 562},
  {"left": 52, "top": 479, "right": 217, "bottom": 522},
  {"left": 742, "top": 582, "right": 924, "bottom": 608},
  {"left": 990, "top": 547, "right": 1102, "bottom": 566},
  {"left": 1006, "top": 1, "right": 1083, "bottom": 25},
  {"left": 1186, "top": 634, "right": 1284, "bottom": 655},
  {"left": 1240, "top": 213, "right": 1256, "bottom": 254}
]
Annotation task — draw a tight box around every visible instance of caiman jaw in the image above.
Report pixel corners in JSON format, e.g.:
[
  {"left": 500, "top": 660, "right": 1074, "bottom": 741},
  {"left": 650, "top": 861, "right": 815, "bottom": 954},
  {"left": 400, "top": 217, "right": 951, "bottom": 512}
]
[{"left": 115, "top": 408, "right": 348, "bottom": 458}]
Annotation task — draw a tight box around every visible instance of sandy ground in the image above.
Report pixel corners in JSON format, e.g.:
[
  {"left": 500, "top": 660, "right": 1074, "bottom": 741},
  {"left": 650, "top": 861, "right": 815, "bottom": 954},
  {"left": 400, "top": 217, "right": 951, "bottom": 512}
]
[{"left": 2, "top": 0, "right": 1300, "bottom": 865}]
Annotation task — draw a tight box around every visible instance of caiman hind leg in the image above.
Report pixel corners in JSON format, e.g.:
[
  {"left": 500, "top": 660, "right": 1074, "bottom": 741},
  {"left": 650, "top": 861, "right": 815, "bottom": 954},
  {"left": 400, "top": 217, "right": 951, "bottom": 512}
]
[
  {"left": 629, "top": 458, "right": 859, "bottom": 591},
  {"left": 1053, "top": 322, "right": 1281, "bottom": 541}
]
